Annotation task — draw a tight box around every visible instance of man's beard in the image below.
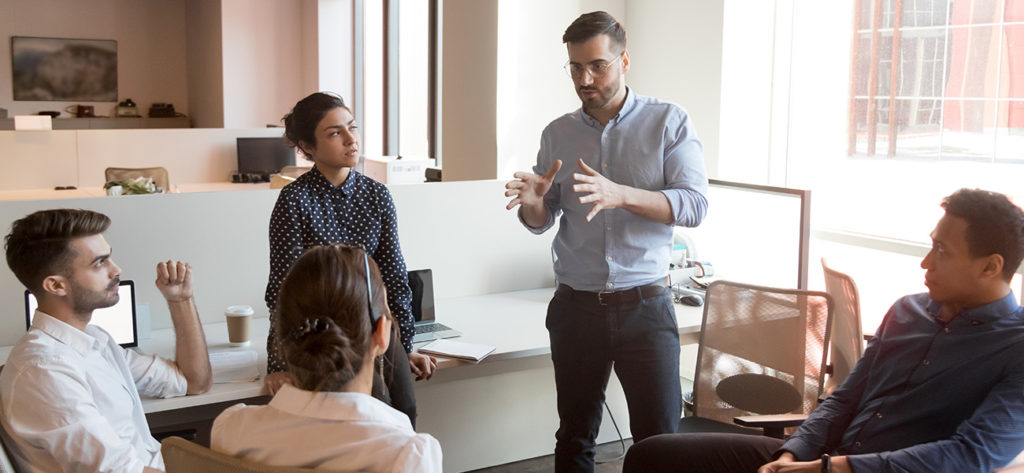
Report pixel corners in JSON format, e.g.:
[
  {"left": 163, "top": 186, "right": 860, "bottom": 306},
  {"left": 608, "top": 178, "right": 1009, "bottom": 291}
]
[{"left": 70, "top": 278, "right": 120, "bottom": 314}]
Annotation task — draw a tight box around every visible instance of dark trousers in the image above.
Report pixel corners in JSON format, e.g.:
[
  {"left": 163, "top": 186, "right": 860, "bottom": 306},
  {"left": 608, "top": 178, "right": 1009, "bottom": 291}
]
[
  {"left": 547, "top": 284, "right": 682, "bottom": 473},
  {"left": 623, "top": 433, "right": 783, "bottom": 473},
  {"left": 373, "top": 328, "right": 418, "bottom": 427}
]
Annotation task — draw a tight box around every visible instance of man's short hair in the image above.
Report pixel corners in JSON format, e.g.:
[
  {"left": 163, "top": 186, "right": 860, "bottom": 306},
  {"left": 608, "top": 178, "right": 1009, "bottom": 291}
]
[
  {"left": 942, "top": 189, "right": 1024, "bottom": 281},
  {"left": 5, "top": 209, "right": 111, "bottom": 294},
  {"left": 563, "top": 11, "right": 626, "bottom": 51}
]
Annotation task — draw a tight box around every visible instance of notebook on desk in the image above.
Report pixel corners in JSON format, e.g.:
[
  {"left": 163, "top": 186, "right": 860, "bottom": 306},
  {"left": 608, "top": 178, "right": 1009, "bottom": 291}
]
[
  {"left": 25, "top": 280, "right": 139, "bottom": 348},
  {"left": 409, "top": 269, "right": 461, "bottom": 343}
]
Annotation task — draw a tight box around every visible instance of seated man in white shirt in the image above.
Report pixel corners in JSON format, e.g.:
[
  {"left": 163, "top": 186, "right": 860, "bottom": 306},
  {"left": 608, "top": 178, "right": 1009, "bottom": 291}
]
[
  {"left": 211, "top": 244, "right": 442, "bottom": 472},
  {"left": 0, "top": 209, "right": 212, "bottom": 473}
]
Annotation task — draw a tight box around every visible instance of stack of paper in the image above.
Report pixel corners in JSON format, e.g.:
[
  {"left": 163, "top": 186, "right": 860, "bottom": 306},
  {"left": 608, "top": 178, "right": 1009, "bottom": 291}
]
[
  {"left": 418, "top": 339, "right": 497, "bottom": 363},
  {"left": 210, "top": 350, "right": 260, "bottom": 383}
]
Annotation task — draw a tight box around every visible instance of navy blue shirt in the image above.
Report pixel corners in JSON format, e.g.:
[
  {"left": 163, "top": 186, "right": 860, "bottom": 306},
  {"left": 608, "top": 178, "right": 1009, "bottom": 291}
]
[
  {"left": 781, "top": 292, "right": 1024, "bottom": 472},
  {"left": 265, "top": 166, "right": 414, "bottom": 373}
]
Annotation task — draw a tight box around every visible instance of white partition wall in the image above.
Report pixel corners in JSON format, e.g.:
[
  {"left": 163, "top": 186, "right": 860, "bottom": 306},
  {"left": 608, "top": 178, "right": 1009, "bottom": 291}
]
[{"left": 0, "top": 180, "right": 555, "bottom": 346}]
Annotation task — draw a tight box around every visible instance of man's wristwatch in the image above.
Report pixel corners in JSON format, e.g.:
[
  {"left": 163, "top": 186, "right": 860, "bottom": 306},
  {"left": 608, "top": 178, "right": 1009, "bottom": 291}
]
[{"left": 821, "top": 454, "right": 831, "bottom": 473}]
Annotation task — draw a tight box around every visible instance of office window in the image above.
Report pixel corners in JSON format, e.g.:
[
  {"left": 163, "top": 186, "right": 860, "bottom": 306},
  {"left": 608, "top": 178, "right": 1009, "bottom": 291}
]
[
  {"left": 359, "top": 0, "right": 438, "bottom": 161},
  {"left": 850, "top": 0, "right": 1024, "bottom": 162}
]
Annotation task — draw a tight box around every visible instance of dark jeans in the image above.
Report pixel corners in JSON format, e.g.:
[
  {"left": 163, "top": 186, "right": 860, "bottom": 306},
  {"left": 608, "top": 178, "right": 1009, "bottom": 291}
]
[
  {"left": 547, "top": 284, "right": 682, "bottom": 473},
  {"left": 623, "top": 433, "right": 783, "bottom": 473},
  {"left": 373, "top": 328, "right": 418, "bottom": 427}
]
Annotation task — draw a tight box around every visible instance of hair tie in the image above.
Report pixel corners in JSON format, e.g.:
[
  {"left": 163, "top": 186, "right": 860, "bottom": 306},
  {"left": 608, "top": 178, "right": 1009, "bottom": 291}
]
[{"left": 289, "top": 317, "right": 330, "bottom": 340}]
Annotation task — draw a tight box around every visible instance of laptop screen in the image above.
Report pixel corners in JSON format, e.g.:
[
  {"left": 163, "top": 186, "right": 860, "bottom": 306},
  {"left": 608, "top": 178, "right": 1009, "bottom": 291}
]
[
  {"left": 25, "top": 280, "right": 139, "bottom": 348},
  {"left": 408, "top": 269, "right": 435, "bottom": 323}
]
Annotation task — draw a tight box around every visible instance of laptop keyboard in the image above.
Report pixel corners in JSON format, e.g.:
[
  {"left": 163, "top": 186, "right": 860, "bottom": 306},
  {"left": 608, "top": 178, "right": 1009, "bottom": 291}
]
[{"left": 415, "top": 323, "right": 454, "bottom": 334}]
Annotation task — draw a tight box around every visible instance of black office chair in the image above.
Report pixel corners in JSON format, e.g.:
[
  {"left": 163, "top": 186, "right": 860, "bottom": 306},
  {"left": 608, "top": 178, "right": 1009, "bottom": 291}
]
[{"left": 680, "top": 280, "right": 834, "bottom": 439}]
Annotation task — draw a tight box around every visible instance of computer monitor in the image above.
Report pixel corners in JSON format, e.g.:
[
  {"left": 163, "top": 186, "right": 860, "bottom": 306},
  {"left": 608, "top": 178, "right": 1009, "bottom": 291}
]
[
  {"left": 236, "top": 137, "right": 295, "bottom": 178},
  {"left": 685, "top": 180, "right": 811, "bottom": 289},
  {"left": 25, "top": 280, "right": 139, "bottom": 348}
]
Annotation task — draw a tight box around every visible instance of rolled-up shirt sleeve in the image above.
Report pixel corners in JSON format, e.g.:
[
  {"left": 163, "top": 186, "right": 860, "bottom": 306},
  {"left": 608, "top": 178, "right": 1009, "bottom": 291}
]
[
  {"left": 126, "top": 348, "right": 187, "bottom": 399},
  {"left": 518, "top": 127, "right": 561, "bottom": 235},
  {"left": 660, "top": 108, "right": 708, "bottom": 228}
]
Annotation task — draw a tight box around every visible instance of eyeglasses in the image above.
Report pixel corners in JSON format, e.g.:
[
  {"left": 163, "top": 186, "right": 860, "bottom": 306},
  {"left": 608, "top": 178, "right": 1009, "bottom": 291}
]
[{"left": 564, "top": 55, "right": 623, "bottom": 79}]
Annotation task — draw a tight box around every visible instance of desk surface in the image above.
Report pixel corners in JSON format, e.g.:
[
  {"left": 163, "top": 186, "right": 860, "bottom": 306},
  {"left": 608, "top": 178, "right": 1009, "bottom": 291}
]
[{"left": 0, "top": 287, "right": 704, "bottom": 414}]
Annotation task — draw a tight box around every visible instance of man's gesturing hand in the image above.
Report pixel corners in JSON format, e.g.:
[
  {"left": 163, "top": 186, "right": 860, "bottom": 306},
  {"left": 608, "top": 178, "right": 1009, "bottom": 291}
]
[
  {"left": 573, "top": 158, "right": 626, "bottom": 222},
  {"left": 505, "top": 160, "right": 562, "bottom": 211}
]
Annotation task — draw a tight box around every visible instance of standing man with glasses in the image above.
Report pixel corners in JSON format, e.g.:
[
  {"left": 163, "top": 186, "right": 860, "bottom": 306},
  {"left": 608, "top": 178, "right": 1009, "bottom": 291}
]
[{"left": 504, "top": 11, "right": 708, "bottom": 473}]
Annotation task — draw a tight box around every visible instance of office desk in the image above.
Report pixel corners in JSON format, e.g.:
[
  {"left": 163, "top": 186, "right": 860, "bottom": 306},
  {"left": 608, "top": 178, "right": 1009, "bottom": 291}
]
[
  {"left": 2, "top": 288, "right": 704, "bottom": 471},
  {"left": 138, "top": 287, "right": 704, "bottom": 413}
]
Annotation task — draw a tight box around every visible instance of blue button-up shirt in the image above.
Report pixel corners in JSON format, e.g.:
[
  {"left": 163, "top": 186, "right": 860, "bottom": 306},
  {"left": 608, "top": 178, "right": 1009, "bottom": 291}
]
[
  {"left": 521, "top": 88, "right": 708, "bottom": 292},
  {"left": 781, "top": 292, "right": 1024, "bottom": 472}
]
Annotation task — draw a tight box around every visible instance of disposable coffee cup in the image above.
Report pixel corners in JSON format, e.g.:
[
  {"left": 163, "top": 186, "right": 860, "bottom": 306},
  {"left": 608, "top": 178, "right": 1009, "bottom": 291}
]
[{"left": 225, "top": 305, "right": 254, "bottom": 346}]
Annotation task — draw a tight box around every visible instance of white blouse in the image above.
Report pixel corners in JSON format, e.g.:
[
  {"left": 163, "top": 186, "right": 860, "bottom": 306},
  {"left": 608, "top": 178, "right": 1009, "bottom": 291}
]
[
  {"left": 0, "top": 311, "right": 187, "bottom": 473},
  {"left": 211, "top": 384, "right": 442, "bottom": 473}
]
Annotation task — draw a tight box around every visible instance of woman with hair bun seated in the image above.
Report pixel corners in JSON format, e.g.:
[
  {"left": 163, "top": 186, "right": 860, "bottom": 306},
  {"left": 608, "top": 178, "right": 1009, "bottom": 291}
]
[{"left": 211, "top": 244, "right": 442, "bottom": 472}]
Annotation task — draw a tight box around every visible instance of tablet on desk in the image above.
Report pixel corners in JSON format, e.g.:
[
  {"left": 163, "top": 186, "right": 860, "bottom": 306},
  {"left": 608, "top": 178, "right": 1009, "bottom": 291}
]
[{"left": 25, "top": 280, "right": 139, "bottom": 348}]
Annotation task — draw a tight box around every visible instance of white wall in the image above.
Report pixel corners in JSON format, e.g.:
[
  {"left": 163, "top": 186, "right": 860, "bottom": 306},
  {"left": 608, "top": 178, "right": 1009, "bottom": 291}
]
[
  {"left": 0, "top": 180, "right": 556, "bottom": 346},
  {"left": 625, "top": 0, "right": 724, "bottom": 178},
  {"left": 0, "top": 0, "right": 190, "bottom": 118},
  {"left": 317, "top": 0, "right": 355, "bottom": 105},
  {"left": 220, "top": 0, "right": 314, "bottom": 129},
  {"left": 495, "top": 0, "right": 625, "bottom": 179}
]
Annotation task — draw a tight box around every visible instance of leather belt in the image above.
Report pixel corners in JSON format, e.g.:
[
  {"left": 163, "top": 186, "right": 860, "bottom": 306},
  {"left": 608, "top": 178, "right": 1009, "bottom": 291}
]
[{"left": 559, "top": 283, "right": 667, "bottom": 306}]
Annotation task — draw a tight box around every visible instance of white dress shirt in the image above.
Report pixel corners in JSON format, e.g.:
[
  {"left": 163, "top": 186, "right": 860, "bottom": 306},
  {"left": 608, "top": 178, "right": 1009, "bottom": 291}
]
[
  {"left": 0, "top": 311, "right": 187, "bottom": 473},
  {"left": 211, "top": 384, "right": 442, "bottom": 473}
]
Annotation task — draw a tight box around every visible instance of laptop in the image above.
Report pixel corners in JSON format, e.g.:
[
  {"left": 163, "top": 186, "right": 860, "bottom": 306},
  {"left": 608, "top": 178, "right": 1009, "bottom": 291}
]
[
  {"left": 409, "top": 269, "right": 461, "bottom": 343},
  {"left": 25, "top": 280, "right": 139, "bottom": 348}
]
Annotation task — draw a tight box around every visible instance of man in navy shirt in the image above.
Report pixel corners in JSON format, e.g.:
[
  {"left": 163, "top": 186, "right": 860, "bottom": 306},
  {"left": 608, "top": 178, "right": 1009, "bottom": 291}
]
[
  {"left": 624, "top": 188, "right": 1024, "bottom": 473},
  {"left": 505, "top": 10, "right": 708, "bottom": 473}
]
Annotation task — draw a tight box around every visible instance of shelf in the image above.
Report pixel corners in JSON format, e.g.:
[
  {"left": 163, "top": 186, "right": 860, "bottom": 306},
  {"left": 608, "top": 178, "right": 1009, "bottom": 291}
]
[{"left": 0, "top": 117, "right": 192, "bottom": 130}]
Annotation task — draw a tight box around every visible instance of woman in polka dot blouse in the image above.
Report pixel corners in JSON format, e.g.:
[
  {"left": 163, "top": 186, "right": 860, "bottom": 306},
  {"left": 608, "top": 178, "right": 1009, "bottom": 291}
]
[{"left": 263, "top": 92, "right": 437, "bottom": 424}]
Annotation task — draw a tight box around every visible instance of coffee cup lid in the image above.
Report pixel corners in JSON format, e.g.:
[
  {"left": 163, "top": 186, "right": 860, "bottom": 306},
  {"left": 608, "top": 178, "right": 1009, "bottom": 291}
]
[{"left": 225, "top": 305, "right": 254, "bottom": 316}]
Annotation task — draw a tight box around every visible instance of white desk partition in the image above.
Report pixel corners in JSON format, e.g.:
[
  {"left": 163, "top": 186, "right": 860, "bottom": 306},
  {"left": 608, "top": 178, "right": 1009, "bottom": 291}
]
[{"left": 0, "top": 179, "right": 555, "bottom": 345}]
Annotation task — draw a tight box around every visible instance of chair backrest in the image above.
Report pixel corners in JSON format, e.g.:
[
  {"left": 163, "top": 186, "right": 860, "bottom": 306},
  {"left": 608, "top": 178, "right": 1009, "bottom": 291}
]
[
  {"left": 0, "top": 365, "right": 22, "bottom": 473},
  {"left": 161, "top": 437, "right": 344, "bottom": 473},
  {"left": 821, "top": 259, "right": 865, "bottom": 393},
  {"left": 692, "top": 280, "right": 833, "bottom": 426},
  {"left": 104, "top": 167, "right": 170, "bottom": 192}
]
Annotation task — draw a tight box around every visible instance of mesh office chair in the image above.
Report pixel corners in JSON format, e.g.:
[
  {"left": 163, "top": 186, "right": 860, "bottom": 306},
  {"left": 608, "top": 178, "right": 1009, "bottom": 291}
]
[
  {"left": 680, "top": 280, "right": 834, "bottom": 438},
  {"left": 161, "top": 436, "right": 347, "bottom": 473},
  {"left": 104, "top": 167, "right": 170, "bottom": 192},
  {"left": 821, "top": 259, "right": 865, "bottom": 395}
]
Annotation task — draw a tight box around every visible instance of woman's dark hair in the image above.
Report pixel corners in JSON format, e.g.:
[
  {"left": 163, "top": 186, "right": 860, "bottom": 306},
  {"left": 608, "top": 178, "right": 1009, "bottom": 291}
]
[
  {"left": 282, "top": 92, "right": 351, "bottom": 159},
  {"left": 5, "top": 209, "right": 111, "bottom": 294},
  {"left": 276, "top": 244, "right": 390, "bottom": 392},
  {"left": 562, "top": 11, "right": 626, "bottom": 51},
  {"left": 942, "top": 188, "right": 1024, "bottom": 282}
]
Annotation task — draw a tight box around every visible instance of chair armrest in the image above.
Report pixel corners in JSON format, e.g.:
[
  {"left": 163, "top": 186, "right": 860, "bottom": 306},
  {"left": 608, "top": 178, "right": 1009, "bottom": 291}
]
[{"left": 733, "top": 414, "right": 808, "bottom": 439}]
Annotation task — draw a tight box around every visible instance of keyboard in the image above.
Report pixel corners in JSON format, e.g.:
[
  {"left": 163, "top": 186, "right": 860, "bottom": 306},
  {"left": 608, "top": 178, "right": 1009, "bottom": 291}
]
[{"left": 415, "top": 322, "right": 454, "bottom": 334}]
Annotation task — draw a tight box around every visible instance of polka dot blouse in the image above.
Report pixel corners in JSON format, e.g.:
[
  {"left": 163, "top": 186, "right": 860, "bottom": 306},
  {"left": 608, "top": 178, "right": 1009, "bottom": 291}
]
[{"left": 264, "top": 166, "right": 414, "bottom": 374}]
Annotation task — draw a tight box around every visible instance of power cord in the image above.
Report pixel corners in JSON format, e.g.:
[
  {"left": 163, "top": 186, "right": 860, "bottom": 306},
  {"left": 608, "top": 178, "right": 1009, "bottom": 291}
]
[{"left": 594, "top": 400, "right": 628, "bottom": 464}]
